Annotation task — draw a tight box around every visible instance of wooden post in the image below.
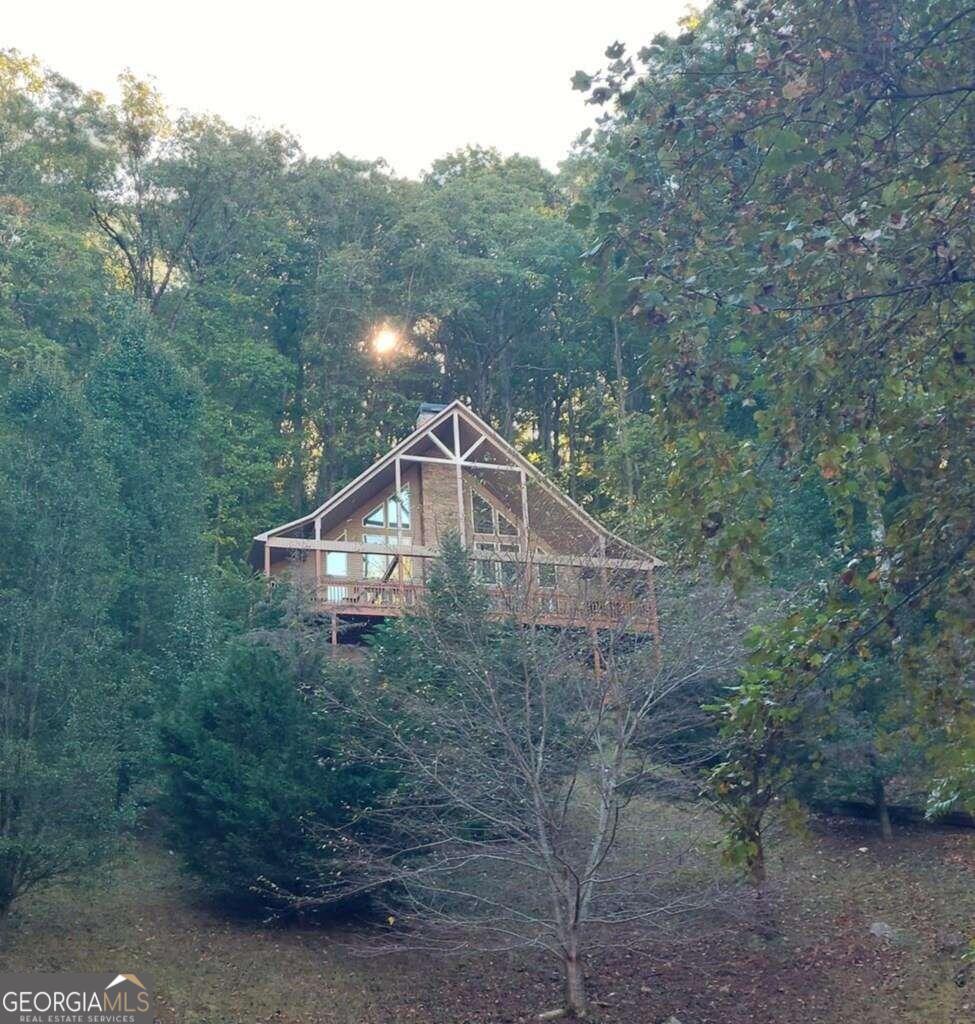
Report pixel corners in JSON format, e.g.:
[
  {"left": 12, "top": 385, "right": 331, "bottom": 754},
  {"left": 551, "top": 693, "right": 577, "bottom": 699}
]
[
  {"left": 394, "top": 458, "right": 403, "bottom": 548},
  {"left": 591, "top": 628, "right": 602, "bottom": 681},
  {"left": 314, "top": 517, "right": 323, "bottom": 601},
  {"left": 395, "top": 458, "right": 405, "bottom": 599},
  {"left": 453, "top": 412, "right": 466, "bottom": 546},
  {"left": 519, "top": 469, "right": 531, "bottom": 588},
  {"left": 646, "top": 569, "right": 662, "bottom": 670},
  {"left": 263, "top": 541, "right": 271, "bottom": 577},
  {"left": 598, "top": 535, "right": 609, "bottom": 623},
  {"left": 331, "top": 612, "right": 338, "bottom": 646}
]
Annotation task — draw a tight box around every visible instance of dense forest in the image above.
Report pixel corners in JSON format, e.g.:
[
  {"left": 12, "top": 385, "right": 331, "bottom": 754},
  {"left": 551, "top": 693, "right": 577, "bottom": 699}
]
[{"left": 0, "top": 0, "right": 972, "bottom": 1019}]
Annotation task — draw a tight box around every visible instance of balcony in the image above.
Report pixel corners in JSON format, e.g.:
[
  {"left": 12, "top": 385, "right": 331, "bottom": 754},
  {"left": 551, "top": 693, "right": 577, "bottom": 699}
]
[{"left": 306, "top": 574, "right": 656, "bottom": 632}]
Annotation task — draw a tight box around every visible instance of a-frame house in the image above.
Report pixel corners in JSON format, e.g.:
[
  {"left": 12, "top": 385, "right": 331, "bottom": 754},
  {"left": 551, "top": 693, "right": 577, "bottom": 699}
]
[{"left": 253, "top": 401, "right": 662, "bottom": 642}]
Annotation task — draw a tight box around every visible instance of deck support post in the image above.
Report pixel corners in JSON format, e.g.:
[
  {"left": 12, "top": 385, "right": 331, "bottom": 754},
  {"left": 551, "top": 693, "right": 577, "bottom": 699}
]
[
  {"left": 395, "top": 457, "right": 405, "bottom": 597},
  {"left": 263, "top": 542, "right": 271, "bottom": 577},
  {"left": 453, "top": 412, "right": 466, "bottom": 546},
  {"left": 314, "top": 517, "right": 323, "bottom": 597},
  {"left": 331, "top": 612, "right": 338, "bottom": 646},
  {"left": 646, "top": 569, "right": 662, "bottom": 670}
]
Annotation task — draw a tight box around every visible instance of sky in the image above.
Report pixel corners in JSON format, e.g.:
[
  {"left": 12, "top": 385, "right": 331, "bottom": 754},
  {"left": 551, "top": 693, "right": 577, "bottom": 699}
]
[{"left": 5, "top": 0, "right": 687, "bottom": 178}]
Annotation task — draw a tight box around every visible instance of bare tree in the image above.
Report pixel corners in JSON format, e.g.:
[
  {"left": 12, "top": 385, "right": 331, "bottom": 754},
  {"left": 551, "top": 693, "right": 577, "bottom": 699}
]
[{"left": 282, "top": 539, "right": 746, "bottom": 1019}]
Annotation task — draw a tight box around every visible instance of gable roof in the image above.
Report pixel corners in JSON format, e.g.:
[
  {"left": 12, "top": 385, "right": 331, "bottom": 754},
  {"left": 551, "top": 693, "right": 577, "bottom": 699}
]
[{"left": 254, "top": 400, "right": 661, "bottom": 566}]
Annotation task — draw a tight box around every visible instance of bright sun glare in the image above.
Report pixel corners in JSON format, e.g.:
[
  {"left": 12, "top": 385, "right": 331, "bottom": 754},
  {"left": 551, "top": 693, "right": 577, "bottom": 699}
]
[{"left": 371, "top": 326, "right": 400, "bottom": 356}]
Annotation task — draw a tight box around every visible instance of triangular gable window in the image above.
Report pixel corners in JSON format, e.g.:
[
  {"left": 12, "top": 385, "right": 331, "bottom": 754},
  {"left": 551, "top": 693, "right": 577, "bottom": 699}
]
[
  {"left": 472, "top": 493, "right": 494, "bottom": 533},
  {"left": 472, "top": 490, "right": 518, "bottom": 538},
  {"left": 363, "top": 504, "right": 385, "bottom": 527},
  {"left": 362, "top": 487, "right": 410, "bottom": 530}
]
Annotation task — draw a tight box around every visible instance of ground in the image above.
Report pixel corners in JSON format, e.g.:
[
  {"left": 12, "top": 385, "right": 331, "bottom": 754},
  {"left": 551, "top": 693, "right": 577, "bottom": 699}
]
[{"left": 1, "top": 817, "right": 971, "bottom": 1024}]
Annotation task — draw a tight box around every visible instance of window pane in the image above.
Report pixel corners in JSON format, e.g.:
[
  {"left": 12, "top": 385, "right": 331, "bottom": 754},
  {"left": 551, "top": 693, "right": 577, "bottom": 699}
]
[
  {"left": 472, "top": 493, "right": 494, "bottom": 533},
  {"left": 363, "top": 534, "right": 391, "bottom": 579},
  {"left": 326, "top": 551, "right": 348, "bottom": 577},
  {"left": 500, "top": 562, "right": 519, "bottom": 586},
  {"left": 387, "top": 486, "right": 410, "bottom": 529},
  {"left": 363, "top": 554, "right": 387, "bottom": 579},
  {"left": 497, "top": 511, "right": 518, "bottom": 536},
  {"left": 476, "top": 560, "right": 496, "bottom": 583},
  {"left": 398, "top": 487, "right": 410, "bottom": 527},
  {"left": 498, "top": 543, "right": 520, "bottom": 585},
  {"left": 538, "top": 563, "right": 557, "bottom": 588},
  {"left": 363, "top": 502, "right": 385, "bottom": 527},
  {"left": 474, "top": 541, "right": 496, "bottom": 583}
]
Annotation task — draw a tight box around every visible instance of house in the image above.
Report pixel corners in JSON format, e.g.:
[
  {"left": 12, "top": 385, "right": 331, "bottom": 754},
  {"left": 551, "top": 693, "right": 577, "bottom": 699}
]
[{"left": 253, "top": 401, "right": 662, "bottom": 643}]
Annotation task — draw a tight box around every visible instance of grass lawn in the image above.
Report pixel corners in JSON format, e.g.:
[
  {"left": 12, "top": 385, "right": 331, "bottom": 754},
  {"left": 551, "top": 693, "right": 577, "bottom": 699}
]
[{"left": 0, "top": 815, "right": 971, "bottom": 1023}]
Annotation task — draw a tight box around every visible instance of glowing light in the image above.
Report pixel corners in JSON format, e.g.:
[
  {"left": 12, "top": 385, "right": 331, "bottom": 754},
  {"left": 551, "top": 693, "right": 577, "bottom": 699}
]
[{"left": 371, "top": 326, "right": 400, "bottom": 356}]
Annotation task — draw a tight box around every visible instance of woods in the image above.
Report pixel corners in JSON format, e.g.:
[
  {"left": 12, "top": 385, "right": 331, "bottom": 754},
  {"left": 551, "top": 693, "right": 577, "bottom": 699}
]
[{"left": 0, "top": 1, "right": 973, "bottom": 1020}]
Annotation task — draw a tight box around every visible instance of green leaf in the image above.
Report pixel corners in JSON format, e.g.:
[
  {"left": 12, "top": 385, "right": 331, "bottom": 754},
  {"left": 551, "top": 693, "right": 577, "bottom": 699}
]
[{"left": 567, "top": 202, "right": 593, "bottom": 228}]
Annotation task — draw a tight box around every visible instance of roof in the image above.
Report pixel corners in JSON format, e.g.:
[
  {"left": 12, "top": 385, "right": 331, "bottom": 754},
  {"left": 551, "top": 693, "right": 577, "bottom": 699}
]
[{"left": 253, "top": 400, "right": 661, "bottom": 566}]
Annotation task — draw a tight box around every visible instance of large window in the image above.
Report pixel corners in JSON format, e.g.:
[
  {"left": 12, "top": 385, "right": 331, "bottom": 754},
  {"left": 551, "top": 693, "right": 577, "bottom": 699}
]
[
  {"left": 362, "top": 534, "right": 413, "bottom": 580},
  {"left": 475, "top": 541, "right": 520, "bottom": 586},
  {"left": 325, "top": 532, "right": 348, "bottom": 577},
  {"left": 363, "top": 487, "right": 410, "bottom": 530},
  {"left": 537, "top": 562, "right": 557, "bottom": 589},
  {"left": 361, "top": 487, "right": 412, "bottom": 581},
  {"left": 471, "top": 491, "right": 517, "bottom": 538}
]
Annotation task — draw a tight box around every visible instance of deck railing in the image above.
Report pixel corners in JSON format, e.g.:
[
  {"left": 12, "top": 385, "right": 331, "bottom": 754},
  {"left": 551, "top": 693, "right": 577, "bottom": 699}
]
[
  {"left": 316, "top": 579, "right": 423, "bottom": 609},
  {"left": 310, "top": 576, "right": 653, "bottom": 630}
]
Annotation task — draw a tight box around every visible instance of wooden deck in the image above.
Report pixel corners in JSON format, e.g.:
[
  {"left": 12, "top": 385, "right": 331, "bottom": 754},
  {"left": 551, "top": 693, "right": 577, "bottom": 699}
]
[{"left": 310, "top": 579, "right": 655, "bottom": 632}]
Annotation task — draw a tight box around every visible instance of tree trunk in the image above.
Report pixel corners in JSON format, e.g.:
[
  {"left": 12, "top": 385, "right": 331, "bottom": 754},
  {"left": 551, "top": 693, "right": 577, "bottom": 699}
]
[
  {"left": 290, "top": 356, "right": 306, "bottom": 514},
  {"left": 499, "top": 343, "right": 514, "bottom": 440},
  {"left": 749, "top": 840, "right": 766, "bottom": 888},
  {"left": 747, "top": 829, "right": 779, "bottom": 939},
  {"left": 563, "top": 947, "right": 589, "bottom": 1019},
  {"left": 566, "top": 390, "right": 577, "bottom": 500},
  {"left": 537, "top": 382, "right": 553, "bottom": 468},
  {"left": 611, "top": 318, "right": 635, "bottom": 509},
  {"left": 0, "top": 870, "right": 16, "bottom": 937},
  {"left": 552, "top": 394, "right": 564, "bottom": 472},
  {"left": 874, "top": 776, "right": 893, "bottom": 840}
]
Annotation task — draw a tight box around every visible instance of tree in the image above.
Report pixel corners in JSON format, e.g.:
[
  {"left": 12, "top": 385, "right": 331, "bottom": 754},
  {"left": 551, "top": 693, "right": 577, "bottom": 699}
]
[
  {"left": 0, "top": 367, "right": 126, "bottom": 920},
  {"left": 160, "top": 641, "right": 375, "bottom": 914},
  {"left": 85, "top": 307, "right": 205, "bottom": 663},
  {"left": 574, "top": 0, "right": 975, "bottom": 805},
  {"left": 0, "top": 51, "right": 115, "bottom": 374},
  {"left": 805, "top": 652, "right": 931, "bottom": 839},
  {"left": 297, "top": 539, "right": 730, "bottom": 1019}
]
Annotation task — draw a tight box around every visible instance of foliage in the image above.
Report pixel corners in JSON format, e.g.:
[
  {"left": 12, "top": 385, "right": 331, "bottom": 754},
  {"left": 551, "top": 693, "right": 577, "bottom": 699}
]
[
  {"left": 574, "top": 1, "right": 974, "bottom": 809},
  {"left": 85, "top": 308, "right": 204, "bottom": 659},
  {"left": 705, "top": 621, "right": 809, "bottom": 887},
  {"left": 0, "top": 367, "right": 128, "bottom": 917},
  {"left": 302, "top": 542, "right": 727, "bottom": 1018},
  {"left": 160, "top": 641, "right": 381, "bottom": 915},
  {"left": 1, "top": 4, "right": 972, "bottom": 932}
]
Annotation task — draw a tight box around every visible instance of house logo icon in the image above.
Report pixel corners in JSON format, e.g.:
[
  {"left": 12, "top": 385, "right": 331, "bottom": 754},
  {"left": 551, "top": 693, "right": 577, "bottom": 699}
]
[{"left": 106, "top": 974, "right": 146, "bottom": 991}]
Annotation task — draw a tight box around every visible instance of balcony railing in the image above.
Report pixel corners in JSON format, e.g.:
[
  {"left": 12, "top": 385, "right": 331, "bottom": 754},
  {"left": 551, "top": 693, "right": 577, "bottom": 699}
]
[
  {"left": 309, "top": 577, "right": 653, "bottom": 630},
  {"left": 315, "top": 579, "right": 422, "bottom": 609}
]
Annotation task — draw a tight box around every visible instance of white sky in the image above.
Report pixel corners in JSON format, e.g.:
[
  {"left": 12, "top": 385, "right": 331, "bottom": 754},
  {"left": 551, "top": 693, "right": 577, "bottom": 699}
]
[{"left": 5, "top": 0, "right": 687, "bottom": 177}]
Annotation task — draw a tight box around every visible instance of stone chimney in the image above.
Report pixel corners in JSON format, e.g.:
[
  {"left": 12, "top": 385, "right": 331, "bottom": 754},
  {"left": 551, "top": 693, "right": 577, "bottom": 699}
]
[{"left": 416, "top": 402, "right": 448, "bottom": 428}]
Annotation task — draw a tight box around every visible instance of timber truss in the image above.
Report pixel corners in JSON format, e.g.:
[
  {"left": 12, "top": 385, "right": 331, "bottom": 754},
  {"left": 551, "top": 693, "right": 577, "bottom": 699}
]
[{"left": 253, "top": 401, "right": 662, "bottom": 637}]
